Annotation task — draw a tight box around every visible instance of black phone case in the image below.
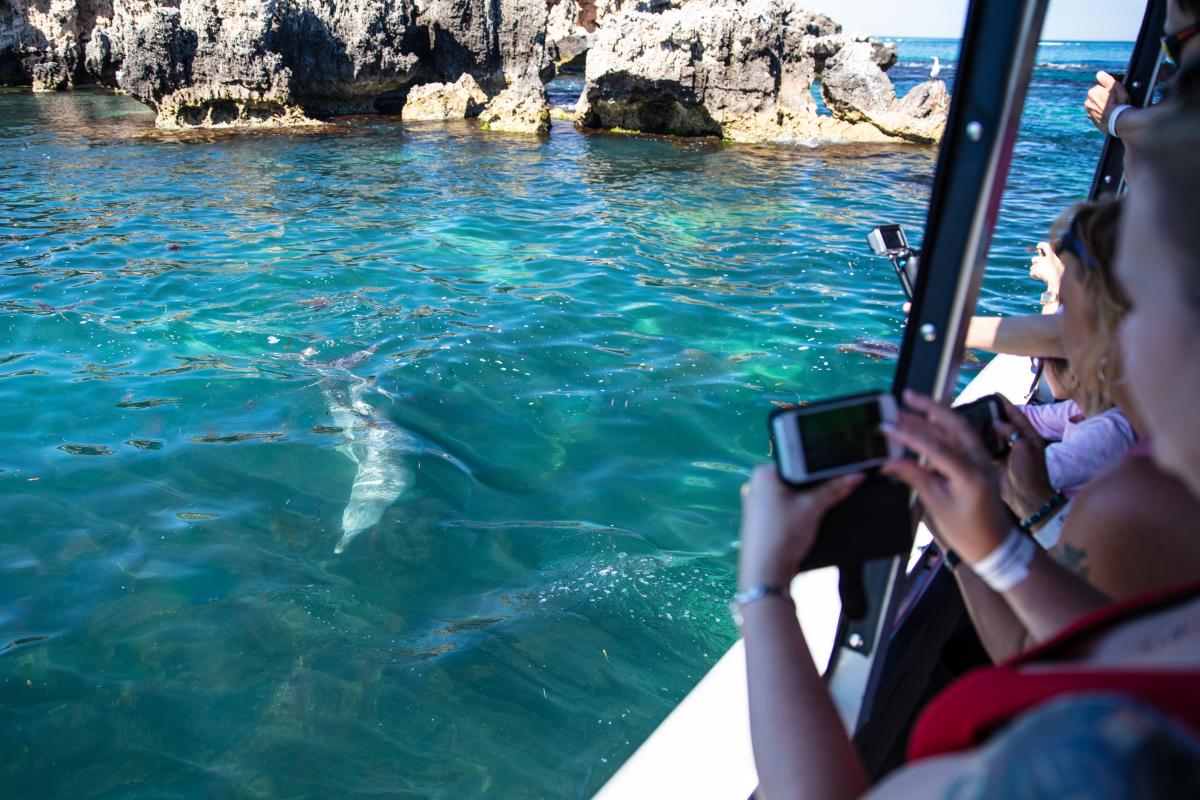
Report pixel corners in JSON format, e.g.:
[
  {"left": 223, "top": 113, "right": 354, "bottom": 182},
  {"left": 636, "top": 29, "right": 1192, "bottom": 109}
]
[
  {"left": 767, "top": 391, "right": 890, "bottom": 490},
  {"left": 767, "top": 397, "right": 914, "bottom": 572},
  {"left": 799, "top": 475, "right": 914, "bottom": 571}
]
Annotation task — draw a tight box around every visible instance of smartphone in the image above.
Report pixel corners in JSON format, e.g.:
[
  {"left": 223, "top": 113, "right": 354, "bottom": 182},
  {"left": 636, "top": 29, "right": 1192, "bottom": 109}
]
[
  {"left": 770, "top": 393, "right": 901, "bottom": 486},
  {"left": 955, "top": 394, "right": 1010, "bottom": 459}
]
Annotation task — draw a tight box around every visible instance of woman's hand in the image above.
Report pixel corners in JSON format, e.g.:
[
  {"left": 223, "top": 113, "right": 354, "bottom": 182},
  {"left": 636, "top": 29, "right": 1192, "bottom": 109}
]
[
  {"left": 1029, "top": 242, "right": 1064, "bottom": 293},
  {"left": 1084, "top": 71, "right": 1132, "bottom": 135},
  {"left": 994, "top": 397, "right": 1057, "bottom": 522},
  {"left": 880, "top": 390, "right": 1012, "bottom": 564},
  {"left": 738, "top": 466, "right": 864, "bottom": 589}
]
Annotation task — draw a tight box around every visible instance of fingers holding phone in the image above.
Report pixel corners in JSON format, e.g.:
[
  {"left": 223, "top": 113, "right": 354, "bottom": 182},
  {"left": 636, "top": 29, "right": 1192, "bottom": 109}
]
[
  {"left": 993, "top": 398, "right": 1056, "bottom": 521},
  {"left": 738, "top": 466, "right": 864, "bottom": 588},
  {"left": 881, "top": 391, "right": 1011, "bottom": 564}
]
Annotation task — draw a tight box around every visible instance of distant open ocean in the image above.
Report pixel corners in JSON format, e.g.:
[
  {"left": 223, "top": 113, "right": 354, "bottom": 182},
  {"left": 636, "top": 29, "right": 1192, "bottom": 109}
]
[{"left": 0, "top": 37, "right": 1131, "bottom": 798}]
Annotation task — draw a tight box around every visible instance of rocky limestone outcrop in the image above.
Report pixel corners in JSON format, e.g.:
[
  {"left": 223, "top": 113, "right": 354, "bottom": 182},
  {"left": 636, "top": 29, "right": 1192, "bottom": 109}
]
[
  {"left": 1, "top": 0, "right": 553, "bottom": 126},
  {"left": 479, "top": 71, "right": 550, "bottom": 133},
  {"left": 115, "top": 4, "right": 306, "bottom": 128},
  {"left": 401, "top": 72, "right": 487, "bottom": 120},
  {"left": 2, "top": 0, "right": 945, "bottom": 141},
  {"left": 576, "top": 0, "right": 945, "bottom": 144},
  {"left": 0, "top": 0, "right": 94, "bottom": 91},
  {"left": 821, "top": 40, "right": 948, "bottom": 144},
  {"left": 415, "top": 0, "right": 558, "bottom": 89}
]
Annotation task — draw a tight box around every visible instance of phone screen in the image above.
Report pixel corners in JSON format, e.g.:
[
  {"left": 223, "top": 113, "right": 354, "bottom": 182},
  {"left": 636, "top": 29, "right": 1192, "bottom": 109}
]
[{"left": 798, "top": 401, "right": 887, "bottom": 473}]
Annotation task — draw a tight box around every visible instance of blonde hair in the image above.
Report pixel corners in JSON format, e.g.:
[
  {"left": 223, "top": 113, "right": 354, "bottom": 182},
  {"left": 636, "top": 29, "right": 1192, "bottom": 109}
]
[{"left": 1050, "top": 199, "right": 1129, "bottom": 417}]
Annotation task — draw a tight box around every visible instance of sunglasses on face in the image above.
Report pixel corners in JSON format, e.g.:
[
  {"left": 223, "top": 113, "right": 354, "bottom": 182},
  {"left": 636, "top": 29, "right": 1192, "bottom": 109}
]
[
  {"left": 1162, "top": 22, "right": 1198, "bottom": 65},
  {"left": 1053, "top": 216, "right": 1098, "bottom": 272}
]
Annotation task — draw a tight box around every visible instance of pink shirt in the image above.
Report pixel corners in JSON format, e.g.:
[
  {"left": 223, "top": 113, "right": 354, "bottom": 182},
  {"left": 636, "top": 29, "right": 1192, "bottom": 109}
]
[{"left": 1021, "top": 400, "right": 1137, "bottom": 496}]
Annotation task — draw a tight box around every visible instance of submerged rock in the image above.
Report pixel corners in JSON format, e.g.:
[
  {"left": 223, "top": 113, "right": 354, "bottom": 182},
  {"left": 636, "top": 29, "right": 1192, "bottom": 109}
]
[
  {"left": 401, "top": 73, "right": 488, "bottom": 120},
  {"left": 479, "top": 71, "right": 551, "bottom": 134}
]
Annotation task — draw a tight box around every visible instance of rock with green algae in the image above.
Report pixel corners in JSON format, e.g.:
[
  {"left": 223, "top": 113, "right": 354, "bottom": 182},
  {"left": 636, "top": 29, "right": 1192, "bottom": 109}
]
[
  {"left": 479, "top": 72, "right": 551, "bottom": 135},
  {"left": 401, "top": 74, "right": 488, "bottom": 121}
]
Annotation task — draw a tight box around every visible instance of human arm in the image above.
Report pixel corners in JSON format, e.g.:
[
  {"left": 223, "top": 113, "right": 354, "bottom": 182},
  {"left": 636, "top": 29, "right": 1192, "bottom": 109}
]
[
  {"left": 947, "top": 537, "right": 1038, "bottom": 662},
  {"left": 965, "top": 313, "right": 1065, "bottom": 358},
  {"left": 1030, "top": 242, "right": 1064, "bottom": 314},
  {"left": 930, "top": 401, "right": 1057, "bottom": 662},
  {"left": 1084, "top": 71, "right": 1152, "bottom": 143},
  {"left": 739, "top": 467, "right": 870, "bottom": 800},
  {"left": 1053, "top": 457, "right": 1200, "bottom": 599},
  {"left": 882, "top": 391, "right": 1110, "bottom": 644}
]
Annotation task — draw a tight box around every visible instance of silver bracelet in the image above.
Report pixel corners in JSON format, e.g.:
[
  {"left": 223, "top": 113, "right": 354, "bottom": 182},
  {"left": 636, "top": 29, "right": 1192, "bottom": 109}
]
[
  {"left": 1108, "top": 103, "right": 1132, "bottom": 138},
  {"left": 730, "top": 584, "right": 792, "bottom": 627}
]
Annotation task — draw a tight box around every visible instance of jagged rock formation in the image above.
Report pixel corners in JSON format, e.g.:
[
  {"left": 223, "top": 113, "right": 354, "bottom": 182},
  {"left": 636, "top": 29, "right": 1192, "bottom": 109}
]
[
  {"left": 479, "top": 70, "right": 550, "bottom": 133},
  {"left": 2, "top": 0, "right": 947, "bottom": 143},
  {"left": 821, "top": 40, "right": 949, "bottom": 143},
  {"left": 401, "top": 72, "right": 487, "bottom": 120},
  {"left": 576, "top": 0, "right": 945, "bottom": 144},
  {"left": 1, "top": 0, "right": 553, "bottom": 126},
  {"left": 1, "top": 0, "right": 90, "bottom": 91}
]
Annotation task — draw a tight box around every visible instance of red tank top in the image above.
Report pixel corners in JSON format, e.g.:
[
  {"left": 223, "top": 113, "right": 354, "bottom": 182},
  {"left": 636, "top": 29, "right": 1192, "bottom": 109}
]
[{"left": 907, "top": 580, "right": 1200, "bottom": 762}]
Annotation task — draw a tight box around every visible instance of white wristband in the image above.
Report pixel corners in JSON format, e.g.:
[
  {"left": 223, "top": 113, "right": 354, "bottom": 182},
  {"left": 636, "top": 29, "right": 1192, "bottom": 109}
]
[
  {"left": 972, "top": 528, "right": 1037, "bottom": 592},
  {"left": 1031, "top": 502, "right": 1070, "bottom": 550},
  {"left": 1108, "top": 104, "right": 1132, "bottom": 138}
]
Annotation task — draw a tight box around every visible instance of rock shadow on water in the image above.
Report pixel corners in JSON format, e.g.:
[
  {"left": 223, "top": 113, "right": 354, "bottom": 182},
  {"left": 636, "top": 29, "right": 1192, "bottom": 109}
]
[
  {"left": 190, "top": 432, "right": 285, "bottom": 444},
  {"left": 116, "top": 397, "right": 183, "bottom": 409},
  {"left": 0, "top": 633, "right": 52, "bottom": 655},
  {"left": 125, "top": 439, "right": 166, "bottom": 451},
  {"left": 58, "top": 443, "right": 115, "bottom": 456}
]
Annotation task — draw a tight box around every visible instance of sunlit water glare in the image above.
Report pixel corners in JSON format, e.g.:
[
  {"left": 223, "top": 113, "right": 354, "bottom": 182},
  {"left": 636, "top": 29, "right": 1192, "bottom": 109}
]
[{"left": 0, "top": 38, "right": 1129, "bottom": 798}]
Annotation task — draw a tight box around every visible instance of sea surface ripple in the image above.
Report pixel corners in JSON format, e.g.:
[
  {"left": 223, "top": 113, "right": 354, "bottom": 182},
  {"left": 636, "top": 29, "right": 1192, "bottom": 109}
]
[{"left": 0, "top": 38, "right": 1130, "bottom": 798}]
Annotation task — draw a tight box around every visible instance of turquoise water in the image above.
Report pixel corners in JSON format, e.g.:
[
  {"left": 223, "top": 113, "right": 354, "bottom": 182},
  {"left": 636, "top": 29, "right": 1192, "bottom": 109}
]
[{"left": 1, "top": 39, "right": 1129, "bottom": 798}]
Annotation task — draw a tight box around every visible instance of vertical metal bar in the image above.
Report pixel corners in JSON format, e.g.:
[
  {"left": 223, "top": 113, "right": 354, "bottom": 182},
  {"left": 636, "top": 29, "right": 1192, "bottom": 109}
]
[
  {"left": 1089, "top": 0, "right": 1167, "bottom": 200},
  {"left": 822, "top": 0, "right": 1050, "bottom": 737}
]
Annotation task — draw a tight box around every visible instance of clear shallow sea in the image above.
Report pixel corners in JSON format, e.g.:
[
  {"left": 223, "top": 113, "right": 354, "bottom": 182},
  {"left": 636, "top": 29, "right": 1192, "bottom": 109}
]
[{"left": 0, "top": 38, "right": 1129, "bottom": 799}]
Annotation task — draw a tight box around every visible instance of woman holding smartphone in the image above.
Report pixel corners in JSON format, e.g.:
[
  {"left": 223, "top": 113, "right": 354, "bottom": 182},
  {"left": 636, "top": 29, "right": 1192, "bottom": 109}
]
[{"left": 738, "top": 109, "right": 1200, "bottom": 798}]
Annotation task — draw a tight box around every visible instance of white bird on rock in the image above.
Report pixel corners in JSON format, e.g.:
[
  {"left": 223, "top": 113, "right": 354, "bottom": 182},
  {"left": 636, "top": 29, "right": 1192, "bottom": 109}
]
[{"left": 929, "top": 56, "right": 942, "bottom": 80}]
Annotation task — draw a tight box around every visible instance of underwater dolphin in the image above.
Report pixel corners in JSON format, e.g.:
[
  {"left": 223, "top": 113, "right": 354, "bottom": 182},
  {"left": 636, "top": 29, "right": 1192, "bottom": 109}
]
[{"left": 302, "top": 346, "right": 414, "bottom": 554}]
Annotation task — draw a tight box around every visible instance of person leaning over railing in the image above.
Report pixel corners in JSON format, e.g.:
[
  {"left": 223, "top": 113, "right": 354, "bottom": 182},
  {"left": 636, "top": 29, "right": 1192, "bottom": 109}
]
[
  {"left": 962, "top": 0, "right": 1200, "bottom": 364},
  {"left": 1005, "top": 203, "right": 1135, "bottom": 501},
  {"left": 939, "top": 198, "right": 1200, "bottom": 662},
  {"left": 738, "top": 108, "right": 1200, "bottom": 800},
  {"left": 1085, "top": 0, "right": 1200, "bottom": 174}
]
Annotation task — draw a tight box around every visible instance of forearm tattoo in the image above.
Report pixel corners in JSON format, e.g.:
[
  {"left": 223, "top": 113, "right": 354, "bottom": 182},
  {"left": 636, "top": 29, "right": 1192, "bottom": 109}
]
[{"left": 1050, "top": 542, "right": 1089, "bottom": 580}]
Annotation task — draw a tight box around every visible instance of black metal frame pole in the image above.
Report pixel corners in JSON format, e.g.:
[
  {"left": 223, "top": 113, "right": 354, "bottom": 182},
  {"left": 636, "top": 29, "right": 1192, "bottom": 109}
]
[
  {"left": 820, "top": 0, "right": 1051, "bottom": 751},
  {"left": 1090, "top": 0, "right": 1168, "bottom": 200}
]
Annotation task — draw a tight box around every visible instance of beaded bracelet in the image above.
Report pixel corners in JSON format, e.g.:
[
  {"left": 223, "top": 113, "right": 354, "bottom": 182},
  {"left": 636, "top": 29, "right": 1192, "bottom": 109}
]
[
  {"left": 943, "top": 548, "right": 962, "bottom": 571},
  {"left": 1020, "top": 491, "right": 1067, "bottom": 533}
]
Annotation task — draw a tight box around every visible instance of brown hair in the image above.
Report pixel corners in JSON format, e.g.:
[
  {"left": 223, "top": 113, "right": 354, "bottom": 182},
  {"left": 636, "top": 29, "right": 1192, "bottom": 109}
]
[{"left": 1050, "top": 199, "right": 1129, "bottom": 417}]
